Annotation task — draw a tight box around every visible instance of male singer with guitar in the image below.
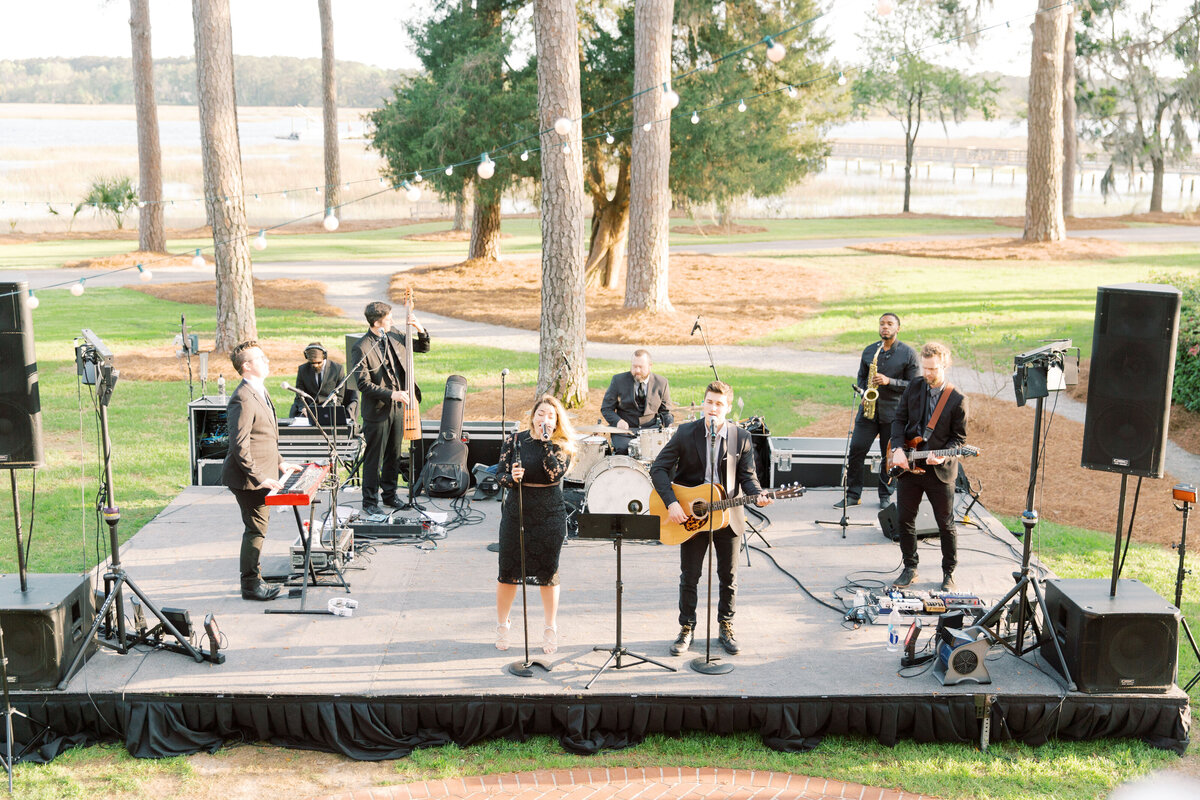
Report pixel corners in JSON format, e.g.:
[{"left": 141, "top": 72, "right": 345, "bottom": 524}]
[
  {"left": 889, "top": 342, "right": 967, "bottom": 591},
  {"left": 650, "top": 381, "right": 771, "bottom": 656},
  {"left": 601, "top": 348, "right": 674, "bottom": 454},
  {"left": 352, "top": 301, "right": 430, "bottom": 516}
]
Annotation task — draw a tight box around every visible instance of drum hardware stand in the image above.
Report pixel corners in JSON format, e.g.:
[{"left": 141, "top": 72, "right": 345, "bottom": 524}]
[
  {"left": 578, "top": 512, "right": 676, "bottom": 689},
  {"left": 815, "top": 385, "right": 874, "bottom": 538},
  {"left": 508, "top": 456, "right": 551, "bottom": 677},
  {"left": 1171, "top": 483, "right": 1200, "bottom": 692},
  {"left": 692, "top": 424, "right": 733, "bottom": 675},
  {"left": 61, "top": 331, "right": 212, "bottom": 691}
]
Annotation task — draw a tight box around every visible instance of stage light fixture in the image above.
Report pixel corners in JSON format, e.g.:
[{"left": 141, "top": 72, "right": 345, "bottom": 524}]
[
  {"left": 1175, "top": 484, "right": 1198, "bottom": 504},
  {"left": 163, "top": 607, "right": 192, "bottom": 638}
]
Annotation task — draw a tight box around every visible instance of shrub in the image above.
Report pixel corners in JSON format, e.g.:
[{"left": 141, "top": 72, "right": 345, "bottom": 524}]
[
  {"left": 1149, "top": 270, "right": 1200, "bottom": 411},
  {"left": 74, "top": 176, "right": 138, "bottom": 230}
]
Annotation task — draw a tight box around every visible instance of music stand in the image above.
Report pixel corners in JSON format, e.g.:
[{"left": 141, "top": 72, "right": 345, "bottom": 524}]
[{"left": 577, "top": 513, "right": 677, "bottom": 689}]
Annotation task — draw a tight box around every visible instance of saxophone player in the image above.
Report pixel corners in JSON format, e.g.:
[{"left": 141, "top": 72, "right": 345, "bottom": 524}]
[{"left": 834, "top": 313, "right": 920, "bottom": 509}]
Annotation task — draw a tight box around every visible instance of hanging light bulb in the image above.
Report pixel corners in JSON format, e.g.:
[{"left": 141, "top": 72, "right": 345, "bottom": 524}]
[
  {"left": 413, "top": 171, "right": 423, "bottom": 183},
  {"left": 281, "top": 190, "right": 288, "bottom": 199},
  {"left": 605, "top": 132, "right": 614, "bottom": 145},
  {"left": 70, "top": 280, "right": 85, "bottom": 297},
  {"left": 254, "top": 193, "right": 261, "bottom": 201},
  {"left": 738, "top": 99, "right": 747, "bottom": 112},
  {"left": 254, "top": 229, "right": 268, "bottom": 250},
  {"left": 136, "top": 263, "right": 153, "bottom": 282},
  {"left": 787, "top": 85, "right": 798, "bottom": 99},
  {"left": 314, "top": 186, "right": 321, "bottom": 194},
  {"left": 691, "top": 111, "right": 700, "bottom": 124},
  {"left": 323, "top": 209, "right": 340, "bottom": 231},
  {"left": 876, "top": 0, "right": 895, "bottom": 15},
  {"left": 663, "top": 82, "right": 680, "bottom": 109},
  {"left": 520, "top": 150, "right": 530, "bottom": 161},
  {"left": 26, "top": 290, "right": 39, "bottom": 310},
  {"left": 136, "top": 200, "right": 145, "bottom": 209},
  {"left": 553, "top": 117, "right": 571, "bottom": 136},
  {"left": 445, "top": 165, "right": 454, "bottom": 176},
  {"left": 765, "top": 37, "right": 786, "bottom": 63},
  {"left": 561, "top": 142, "right": 570, "bottom": 154},
  {"left": 405, "top": 182, "right": 422, "bottom": 202},
  {"left": 837, "top": 72, "right": 847, "bottom": 86},
  {"left": 642, "top": 121, "right": 652, "bottom": 131},
  {"left": 191, "top": 249, "right": 205, "bottom": 268},
  {"left": 476, "top": 153, "right": 495, "bottom": 180}
]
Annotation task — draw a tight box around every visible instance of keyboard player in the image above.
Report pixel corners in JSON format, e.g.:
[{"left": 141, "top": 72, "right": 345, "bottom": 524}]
[{"left": 222, "top": 341, "right": 299, "bottom": 601}]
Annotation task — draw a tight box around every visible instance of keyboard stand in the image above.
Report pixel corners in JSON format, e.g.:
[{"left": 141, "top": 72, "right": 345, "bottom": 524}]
[{"left": 265, "top": 497, "right": 351, "bottom": 615}]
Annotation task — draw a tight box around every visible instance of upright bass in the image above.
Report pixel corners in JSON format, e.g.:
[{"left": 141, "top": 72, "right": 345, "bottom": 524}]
[{"left": 400, "top": 287, "right": 420, "bottom": 441}]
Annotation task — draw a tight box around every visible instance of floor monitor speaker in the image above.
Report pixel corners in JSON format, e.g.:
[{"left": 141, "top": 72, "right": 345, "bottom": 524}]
[{"left": 0, "top": 573, "right": 95, "bottom": 689}]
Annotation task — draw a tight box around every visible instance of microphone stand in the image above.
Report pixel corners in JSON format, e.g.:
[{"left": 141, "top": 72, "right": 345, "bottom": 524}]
[
  {"left": 691, "top": 317, "right": 720, "bottom": 383},
  {"left": 692, "top": 418, "right": 732, "bottom": 675},
  {"left": 815, "top": 385, "right": 873, "bottom": 538},
  {"left": 508, "top": 439, "right": 550, "bottom": 677},
  {"left": 488, "top": 369, "right": 509, "bottom": 553}
]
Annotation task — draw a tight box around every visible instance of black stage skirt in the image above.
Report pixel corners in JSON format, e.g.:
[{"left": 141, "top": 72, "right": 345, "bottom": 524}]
[{"left": 497, "top": 483, "right": 566, "bottom": 586}]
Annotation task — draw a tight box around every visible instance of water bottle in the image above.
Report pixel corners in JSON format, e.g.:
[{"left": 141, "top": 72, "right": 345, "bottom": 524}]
[
  {"left": 217, "top": 374, "right": 226, "bottom": 401},
  {"left": 886, "top": 606, "right": 901, "bottom": 652}
]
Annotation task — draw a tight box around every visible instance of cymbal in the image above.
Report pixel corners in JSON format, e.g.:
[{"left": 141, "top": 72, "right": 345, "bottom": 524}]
[{"left": 575, "top": 424, "right": 626, "bottom": 435}]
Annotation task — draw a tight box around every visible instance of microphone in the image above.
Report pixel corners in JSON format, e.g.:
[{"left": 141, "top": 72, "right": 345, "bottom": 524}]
[
  {"left": 500, "top": 368, "right": 509, "bottom": 377},
  {"left": 851, "top": 384, "right": 864, "bottom": 396},
  {"left": 690, "top": 317, "right": 702, "bottom": 337},
  {"left": 540, "top": 422, "right": 551, "bottom": 441},
  {"left": 708, "top": 417, "right": 717, "bottom": 441},
  {"left": 281, "top": 382, "right": 312, "bottom": 400}
]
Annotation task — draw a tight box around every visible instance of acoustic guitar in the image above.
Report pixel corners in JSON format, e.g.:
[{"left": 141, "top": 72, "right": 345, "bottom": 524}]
[
  {"left": 886, "top": 436, "right": 979, "bottom": 478},
  {"left": 649, "top": 482, "right": 806, "bottom": 545}
]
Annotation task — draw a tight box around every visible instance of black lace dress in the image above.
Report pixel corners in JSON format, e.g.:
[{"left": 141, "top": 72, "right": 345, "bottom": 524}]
[{"left": 496, "top": 431, "right": 572, "bottom": 586}]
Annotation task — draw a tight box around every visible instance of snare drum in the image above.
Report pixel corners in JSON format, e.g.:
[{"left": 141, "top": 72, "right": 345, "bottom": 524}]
[
  {"left": 565, "top": 435, "right": 608, "bottom": 484},
  {"left": 631, "top": 427, "right": 674, "bottom": 462},
  {"left": 584, "top": 455, "right": 653, "bottom": 515}
]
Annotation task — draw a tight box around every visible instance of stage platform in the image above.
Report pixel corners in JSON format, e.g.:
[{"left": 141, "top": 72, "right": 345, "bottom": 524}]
[{"left": 9, "top": 485, "right": 1190, "bottom": 760}]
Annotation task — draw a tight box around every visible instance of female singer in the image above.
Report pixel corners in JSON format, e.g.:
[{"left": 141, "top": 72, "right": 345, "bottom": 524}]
[{"left": 495, "top": 395, "right": 576, "bottom": 654}]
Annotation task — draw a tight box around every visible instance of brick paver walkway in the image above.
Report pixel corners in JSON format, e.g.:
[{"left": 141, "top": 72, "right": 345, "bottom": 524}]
[{"left": 309, "top": 767, "right": 942, "bottom": 800}]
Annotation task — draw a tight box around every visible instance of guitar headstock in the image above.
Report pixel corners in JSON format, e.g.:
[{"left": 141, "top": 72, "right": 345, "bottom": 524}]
[
  {"left": 960, "top": 445, "right": 980, "bottom": 457},
  {"left": 770, "top": 483, "right": 806, "bottom": 499}
]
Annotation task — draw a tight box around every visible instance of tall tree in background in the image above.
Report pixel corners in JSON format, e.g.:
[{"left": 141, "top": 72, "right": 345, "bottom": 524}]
[
  {"left": 369, "top": 0, "right": 536, "bottom": 262},
  {"left": 193, "top": 0, "right": 256, "bottom": 350},
  {"left": 534, "top": 0, "right": 587, "bottom": 406},
  {"left": 1077, "top": 0, "right": 1200, "bottom": 213},
  {"left": 129, "top": 0, "right": 165, "bottom": 253},
  {"left": 1024, "top": 1, "right": 1069, "bottom": 242},
  {"left": 1062, "top": 9, "right": 1077, "bottom": 218},
  {"left": 319, "top": 0, "right": 341, "bottom": 213},
  {"left": 851, "top": 0, "right": 997, "bottom": 213},
  {"left": 624, "top": 0, "right": 675, "bottom": 312}
]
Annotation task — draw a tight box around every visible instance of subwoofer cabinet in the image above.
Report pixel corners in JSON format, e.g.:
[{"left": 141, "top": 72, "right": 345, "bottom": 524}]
[
  {"left": 0, "top": 573, "right": 95, "bottom": 689},
  {"left": 1041, "top": 578, "right": 1179, "bottom": 693}
]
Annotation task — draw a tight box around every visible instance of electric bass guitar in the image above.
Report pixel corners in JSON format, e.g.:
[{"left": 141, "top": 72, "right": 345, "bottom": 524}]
[
  {"left": 649, "top": 482, "right": 806, "bottom": 546},
  {"left": 887, "top": 437, "right": 979, "bottom": 478}
]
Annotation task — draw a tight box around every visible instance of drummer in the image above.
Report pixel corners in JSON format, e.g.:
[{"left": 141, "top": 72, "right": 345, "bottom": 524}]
[{"left": 600, "top": 349, "right": 674, "bottom": 455}]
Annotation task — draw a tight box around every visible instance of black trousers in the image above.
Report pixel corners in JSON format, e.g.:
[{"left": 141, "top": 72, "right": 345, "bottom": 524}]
[
  {"left": 678, "top": 526, "right": 739, "bottom": 627},
  {"left": 847, "top": 415, "right": 893, "bottom": 501},
  {"left": 231, "top": 487, "right": 270, "bottom": 585},
  {"left": 361, "top": 409, "right": 407, "bottom": 506},
  {"left": 895, "top": 468, "right": 957, "bottom": 574}
]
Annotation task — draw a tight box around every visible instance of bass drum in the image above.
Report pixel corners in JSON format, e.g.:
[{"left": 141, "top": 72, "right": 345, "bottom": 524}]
[
  {"left": 584, "top": 455, "right": 653, "bottom": 515},
  {"left": 565, "top": 435, "right": 609, "bottom": 485}
]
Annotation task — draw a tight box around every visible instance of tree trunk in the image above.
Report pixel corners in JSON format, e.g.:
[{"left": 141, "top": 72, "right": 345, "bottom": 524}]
[
  {"left": 1151, "top": 154, "right": 1165, "bottom": 212},
  {"left": 584, "top": 157, "right": 630, "bottom": 290},
  {"left": 624, "top": 0, "right": 675, "bottom": 311},
  {"left": 534, "top": 0, "right": 587, "bottom": 406},
  {"left": 1024, "top": 1, "right": 1068, "bottom": 243},
  {"left": 130, "top": 0, "right": 165, "bottom": 253},
  {"left": 193, "top": 0, "right": 256, "bottom": 351},
  {"left": 468, "top": 187, "right": 502, "bottom": 261},
  {"left": 452, "top": 187, "right": 467, "bottom": 231},
  {"left": 318, "top": 0, "right": 341, "bottom": 213},
  {"left": 903, "top": 133, "right": 914, "bottom": 213},
  {"left": 1062, "top": 10, "right": 1076, "bottom": 219}
]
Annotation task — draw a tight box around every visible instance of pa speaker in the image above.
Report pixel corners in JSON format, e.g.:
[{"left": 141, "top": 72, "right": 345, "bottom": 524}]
[
  {"left": 0, "top": 282, "right": 44, "bottom": 468},
  {"left": 0, "top": 573, "right": 95, "bottom": 689},
  {"left": 1041, "top": 578, "right": 1179, "bottom": 693},
  {"left": 1082, "top": 283, "right": 1180, "bottom": 478}
]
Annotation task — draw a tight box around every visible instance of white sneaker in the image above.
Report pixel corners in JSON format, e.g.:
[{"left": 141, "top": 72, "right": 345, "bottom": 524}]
[{"left": 495, "top": 620, "right": 511, "bottom": 651}]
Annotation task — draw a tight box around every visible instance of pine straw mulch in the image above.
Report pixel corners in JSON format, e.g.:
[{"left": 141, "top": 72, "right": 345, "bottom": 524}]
[
  {"left": 132, "top": 278, "right": 343, "bottom": 318},
  {"left": 849, "top": 237, "right": 1128, "bottom": 261},
  {"left": 403, "top": 229, "right": 512, "bottom": 242},
  {"left": 393, "top": 254, "right": 838, "bottom": 346},
  {"left": 113, "top": 338, "right": 350, "bottom": 384},
  {"left": 994, "top": 210, "right": 1199, "bottom": 229}
]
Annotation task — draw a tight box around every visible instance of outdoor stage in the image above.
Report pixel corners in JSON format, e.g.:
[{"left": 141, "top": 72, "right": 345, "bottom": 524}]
[{"left": 8, "top": 484, "right": 1190, "bottom": 760}]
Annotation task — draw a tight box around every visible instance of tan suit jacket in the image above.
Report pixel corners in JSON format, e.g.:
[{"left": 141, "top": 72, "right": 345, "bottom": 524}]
[{"left": 221, "top": 380, "right": 283, "bottom": 490}]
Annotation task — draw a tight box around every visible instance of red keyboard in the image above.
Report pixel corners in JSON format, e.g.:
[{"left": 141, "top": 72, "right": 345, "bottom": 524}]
[{"left": 266, "top": 464, "right": 329, "bottom": 506}]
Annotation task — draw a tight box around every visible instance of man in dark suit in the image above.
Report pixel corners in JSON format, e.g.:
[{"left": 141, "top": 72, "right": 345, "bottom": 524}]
[
  {"left": 601, "top": 349, "right": 674, "bottom": 454},
  {"left": 650, "top": 380, "right": 771, "bottom": 657},
  {"left": 889, "top": 342, "right": 968, "bottom": 592},
  {"left": 287, "top": 341, "right": 358, "bottom": 422},
  {"left": 222, "top": 340, "right": 298, "bottom": 601},
  {"left": 351, "top": 301, "right": 430, "bottom": 515}
]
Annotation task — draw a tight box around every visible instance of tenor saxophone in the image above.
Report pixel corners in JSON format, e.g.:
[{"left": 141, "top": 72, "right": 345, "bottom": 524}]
[{"left": 861, "top": 344, "right": 880, "bottom": 420}]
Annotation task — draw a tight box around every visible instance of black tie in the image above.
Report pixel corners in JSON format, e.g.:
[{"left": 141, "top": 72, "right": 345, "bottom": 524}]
[{"left": 636, "top": 381, "right": 646, "bottom": 411}]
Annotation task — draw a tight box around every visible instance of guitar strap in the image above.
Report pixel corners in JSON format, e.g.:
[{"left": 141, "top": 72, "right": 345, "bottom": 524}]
[
  {"left": 725, "top": 424, "right": 746, "bottom": 537},
  {"left": 922, "top": 382, "right": 954, "bottom": 443}
]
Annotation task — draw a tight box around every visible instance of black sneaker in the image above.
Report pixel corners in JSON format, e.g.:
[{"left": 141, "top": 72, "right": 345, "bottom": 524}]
[
  {"left": 894, "top": 567, "right": 918, "bottom": 588},
  {"left": 833, "top": 497, "right": 861, "bottom": 509},
  {"left": 670, "top": 625, "right": 694, "bottom": 656},
  {"left": 941, "top": 573, "right": 956, "bottom": 592},
  {"left": 718, "top": 621, "right": 740, "bottom": 655},
  {"left": 879, "top": 497, "right": 892, "bottom": 509},
  {"left": 361, "top": 504, "right": 384, "bottom": 517}
]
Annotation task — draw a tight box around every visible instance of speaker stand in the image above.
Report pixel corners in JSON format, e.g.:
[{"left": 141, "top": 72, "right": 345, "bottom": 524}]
[{"left": 1172, "top": 493, "right": 1200, "bottom": 692}]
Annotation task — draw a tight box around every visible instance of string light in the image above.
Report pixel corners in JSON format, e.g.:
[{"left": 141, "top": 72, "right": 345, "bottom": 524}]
[
  {"left": 70, "top": 280, "right": 85, "bottom": 297},
  {"left": 136, "top": 263, "right": 153, "bottom": 282},
  {"left": 837, "top": 72, "right": 847, "bottom": 86},
  {"left": 765, "top": 37, "right": 786, "bottom": 63},
  {"left": 520, "top": 150, "right": 530, "bottom": 161},
  {"left": 663, "top": 82, "right": 680, "bottom": 109},
  {"left": 691, "top": 111, "right": 700, "bottom": 124},
  {"left": 445, "top": 165, "right": 454, "bottom": 176},
  {"left": 561, "top": 142, "right": 570, "bottom": 154},
  {"left": 323, "top": 209, "right": 340, "bottom": 231},
  {"left": 26, "top": 289, "right": 39, "bottom": 310},
  {"left": 553, "top": 117, "right": 571, "bottom": 136},
  {"left": 413, "top": 171, "right": 423, "bottom": 183},
  {"left": 191, "top": 249, "right": 205, "bottom": 268},
  {"left": 253, "top": 229, "right": 267, "bottom": 250},
  {"left": 738, "top": 99, "right": 747, "bottom": 112},
  {"left": 477, "top": 153, "right": 495, "bottom": 180},
  {"left": 642, "top": 121, "right": 652, "bottom": 131},
  {"left": 405, "top": 182, "right": 422, "bottom": 202},
  {"left": 605, "top": 132, "right": 614, "bottom": 144},
  {"left": 787, "top": 85, "right": 798, "bottom": 99}
]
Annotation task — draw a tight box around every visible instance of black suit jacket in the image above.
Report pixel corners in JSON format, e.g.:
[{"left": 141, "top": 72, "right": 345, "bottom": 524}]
[
  {"left": 288, "top": 360, "right": 359, "bottom": 419},
  {"left": 351, "top": 328, "right": 431, "bottom": 423},
  {"left": 601, "top": 372, "right": 673, "bottom": 429},
  {"left": 650, "top": 419, "right": 762, "bottom": 510},
  {"left": 221, "top": 380, "right": 283, "bottom": 491},
  {"left": 890, "top": 377, "right": 968, "bottom": 484}
]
